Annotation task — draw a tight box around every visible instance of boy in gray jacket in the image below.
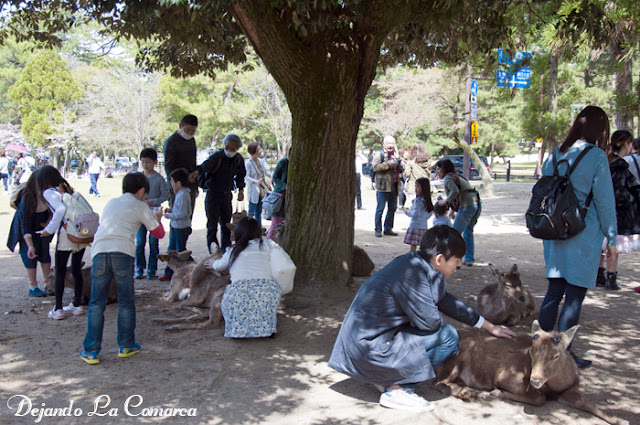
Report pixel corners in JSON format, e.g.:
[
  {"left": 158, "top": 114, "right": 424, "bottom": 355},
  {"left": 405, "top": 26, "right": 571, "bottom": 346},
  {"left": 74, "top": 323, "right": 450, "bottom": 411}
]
[{"left": 135, "top": 148, "right": 169, "bottom": 280}]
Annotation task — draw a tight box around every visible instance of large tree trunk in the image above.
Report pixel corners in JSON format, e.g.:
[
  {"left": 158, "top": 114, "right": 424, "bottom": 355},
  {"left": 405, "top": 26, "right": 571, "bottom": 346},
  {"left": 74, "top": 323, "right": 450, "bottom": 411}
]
[
  {"left": 610, "top": 41, "right": 634, "bottom": 131},
  {"left": 231, "top": 2, "right": 384, "bottom": 295}
]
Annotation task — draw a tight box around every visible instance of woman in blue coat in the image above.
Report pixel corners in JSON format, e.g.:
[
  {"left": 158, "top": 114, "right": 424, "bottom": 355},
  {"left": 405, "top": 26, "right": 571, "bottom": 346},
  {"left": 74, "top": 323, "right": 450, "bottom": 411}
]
[{"left": 538, "top": 106, "right": 618, "bottom": 370}]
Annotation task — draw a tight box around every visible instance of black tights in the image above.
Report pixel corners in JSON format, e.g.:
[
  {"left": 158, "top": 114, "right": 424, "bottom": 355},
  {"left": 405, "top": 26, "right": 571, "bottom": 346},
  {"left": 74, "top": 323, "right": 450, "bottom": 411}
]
[{"left": 55, "top": 249, "right": 85, "bottom": 310}]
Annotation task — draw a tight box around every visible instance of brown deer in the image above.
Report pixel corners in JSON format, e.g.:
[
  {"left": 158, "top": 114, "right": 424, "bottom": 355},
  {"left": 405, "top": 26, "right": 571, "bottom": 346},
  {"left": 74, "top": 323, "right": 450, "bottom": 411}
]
[
  {"left": 434, "top": 321, "right": 629, "bottom": 425},
  {"left": 154, "top": 248, "right": 230, "bottom": 331},
  {"left": 46, "top": 262, "right": 117, "bottom": 305},
  {"left": 476, "top": 263, "right": 536, "bottom": 326}
]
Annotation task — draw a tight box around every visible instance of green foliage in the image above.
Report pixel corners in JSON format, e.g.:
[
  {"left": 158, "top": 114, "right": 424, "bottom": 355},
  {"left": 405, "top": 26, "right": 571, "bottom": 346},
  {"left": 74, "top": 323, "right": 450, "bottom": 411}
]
[{"left": 8, "top": 49, "right": 81, "bottom": 146}]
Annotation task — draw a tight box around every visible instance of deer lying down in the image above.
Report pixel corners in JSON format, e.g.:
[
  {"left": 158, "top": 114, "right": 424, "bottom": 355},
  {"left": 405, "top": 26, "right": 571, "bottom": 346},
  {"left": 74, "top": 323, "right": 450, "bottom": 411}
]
[
  {"left": 476, "top": 263, "right": 536, "bottom": 326},
  {"left": 154, "top": 248, "right": 230, "bottom": 331},
  {"left": 434, "top": 321, "right": 629, "bottom": 425}
]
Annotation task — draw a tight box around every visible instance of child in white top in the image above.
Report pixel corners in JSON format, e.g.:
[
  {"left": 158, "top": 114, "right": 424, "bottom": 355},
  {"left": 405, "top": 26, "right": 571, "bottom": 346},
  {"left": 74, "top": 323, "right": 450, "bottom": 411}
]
[
  {"left": 402, "top": 177, "right": 434, "bottom": 252},
  {"left": 37, "top": 166, "right": 89, "bottom": 320},
  {"left": 432, "top": 199, "right": 452, "bottom": 227},
  {"left": 207, "top": 217, "right": 281, "bottom": 338},
  {"left": 81, "top": 172, "right": 165, "bottom": 365}
]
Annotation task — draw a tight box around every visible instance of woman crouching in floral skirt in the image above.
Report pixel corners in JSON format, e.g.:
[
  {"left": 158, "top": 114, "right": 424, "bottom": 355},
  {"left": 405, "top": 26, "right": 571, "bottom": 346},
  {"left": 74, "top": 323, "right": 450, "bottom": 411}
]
[{"left": 207, "top": 216, "right": 281, "bottom": 338}]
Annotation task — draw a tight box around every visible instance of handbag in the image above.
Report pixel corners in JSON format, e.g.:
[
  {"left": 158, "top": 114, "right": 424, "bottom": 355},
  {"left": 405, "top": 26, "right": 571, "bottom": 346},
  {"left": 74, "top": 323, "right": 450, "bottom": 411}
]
[
  {"left": 231, "top": 201, "right": 247, "bottom": 225},
  {"left": 269, "top": 241, "right": 296, "bottom": 295},
  {"left": 249, "top": 158, "right": 271, "bottom": 200},
  {"left": 262, "top": 190, "right": 284, "bottom": 215},
  {"left": 446, "top": 173, "right": 477, "bottom": 212}
]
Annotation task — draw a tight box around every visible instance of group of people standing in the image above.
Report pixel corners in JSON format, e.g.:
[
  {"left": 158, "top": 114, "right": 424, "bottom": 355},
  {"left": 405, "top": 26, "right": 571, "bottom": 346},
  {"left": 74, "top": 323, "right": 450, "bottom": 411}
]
[
  {"left": 370, "top": 135, "right": 481, "bottom": 265},
  {"left": 6, "top": 113, "right": 292, "bottom": 365}
]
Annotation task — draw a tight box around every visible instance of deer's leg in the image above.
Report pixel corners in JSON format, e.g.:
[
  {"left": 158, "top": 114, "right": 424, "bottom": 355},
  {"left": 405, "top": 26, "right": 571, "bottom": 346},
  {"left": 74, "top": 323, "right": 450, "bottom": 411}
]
[{"left": 558, "top": 386, "right": 629, "bottom": 425}]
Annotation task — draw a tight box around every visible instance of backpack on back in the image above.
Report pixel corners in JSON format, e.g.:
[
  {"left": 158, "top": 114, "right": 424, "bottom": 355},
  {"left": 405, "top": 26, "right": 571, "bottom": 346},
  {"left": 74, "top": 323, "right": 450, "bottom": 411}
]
[
  {"left": 62, "top": 192, "right": 100, "bottom": 243},
  {"left": 525, "top": 145, "right": 594, "bottom": 240}
]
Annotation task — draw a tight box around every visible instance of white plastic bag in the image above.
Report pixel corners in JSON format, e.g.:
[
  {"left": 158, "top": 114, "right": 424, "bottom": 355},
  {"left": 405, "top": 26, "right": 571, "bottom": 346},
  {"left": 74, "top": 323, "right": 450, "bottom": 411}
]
[{"left": 269, "top": 241, "right": 296, "bottom": 295}]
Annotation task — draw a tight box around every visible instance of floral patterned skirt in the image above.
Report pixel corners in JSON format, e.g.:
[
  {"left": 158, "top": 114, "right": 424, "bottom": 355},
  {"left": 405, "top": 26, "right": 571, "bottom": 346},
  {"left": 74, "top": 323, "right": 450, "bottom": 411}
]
[{"left": 221, "top": 278, "right": 281, "bottom": 338}]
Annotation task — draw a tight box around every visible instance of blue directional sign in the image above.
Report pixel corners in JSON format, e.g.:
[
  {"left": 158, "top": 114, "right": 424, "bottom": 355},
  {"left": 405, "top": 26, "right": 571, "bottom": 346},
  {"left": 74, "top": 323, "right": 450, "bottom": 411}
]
[
  {"left": 496, "top": 49, "right": 531, "bottom": 89},
  {"left": 470, "top": 79, "right": 478, "bottom": 97}
]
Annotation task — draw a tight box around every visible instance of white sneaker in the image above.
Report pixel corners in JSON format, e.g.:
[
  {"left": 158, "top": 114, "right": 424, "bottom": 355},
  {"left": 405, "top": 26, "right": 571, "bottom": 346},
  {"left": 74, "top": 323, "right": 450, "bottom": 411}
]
[
  {"left": 48, "top": 308, "right": 66, "bottom": 320},
  {"left": 62, "top": 302, "right": 85, "bottom": 316},
  {"left": 379, "top": 388, "right": 434, "bottom": 412}
]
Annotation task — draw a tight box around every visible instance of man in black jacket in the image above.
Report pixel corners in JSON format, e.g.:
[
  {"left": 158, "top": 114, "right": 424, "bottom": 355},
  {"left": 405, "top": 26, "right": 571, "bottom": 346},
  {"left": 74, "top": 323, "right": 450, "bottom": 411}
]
[
  {"left": 163, "top": 115, "right": 199, "bottom": 211},
  {"left": 191, "top": 134, "right": 246, "bottom": 252}
]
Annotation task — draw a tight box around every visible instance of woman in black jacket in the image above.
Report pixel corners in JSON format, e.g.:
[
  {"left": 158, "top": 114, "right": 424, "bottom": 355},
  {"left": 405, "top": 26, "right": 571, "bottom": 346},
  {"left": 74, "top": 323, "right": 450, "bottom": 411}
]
[{"left": 597, "top": 130, "right": 640, "bottom": 290}]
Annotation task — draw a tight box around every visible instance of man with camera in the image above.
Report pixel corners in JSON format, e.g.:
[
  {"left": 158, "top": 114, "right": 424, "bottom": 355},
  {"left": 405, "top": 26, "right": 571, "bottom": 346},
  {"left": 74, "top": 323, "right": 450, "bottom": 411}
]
[{"left": 372, "top": 136, "right": 403, "bottom": 237}]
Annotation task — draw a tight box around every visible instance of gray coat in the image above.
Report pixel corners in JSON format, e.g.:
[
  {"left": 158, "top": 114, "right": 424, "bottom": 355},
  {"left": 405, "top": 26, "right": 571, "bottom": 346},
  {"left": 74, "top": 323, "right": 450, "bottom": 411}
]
[{"left": 328, "top": 252, "right": 479, "bottom": 387}]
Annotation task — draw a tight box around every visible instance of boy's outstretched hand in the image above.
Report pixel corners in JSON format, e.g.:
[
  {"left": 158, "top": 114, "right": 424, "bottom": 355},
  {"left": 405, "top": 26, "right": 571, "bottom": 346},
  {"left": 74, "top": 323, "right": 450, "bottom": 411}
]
[{"left": 481, "top": 320, "right": 517, "bottom": 339}]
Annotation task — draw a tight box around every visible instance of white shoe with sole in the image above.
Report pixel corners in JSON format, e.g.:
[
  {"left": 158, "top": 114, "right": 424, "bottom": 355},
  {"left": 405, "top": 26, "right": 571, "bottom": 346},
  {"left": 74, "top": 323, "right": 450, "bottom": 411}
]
[
  {"left": 48, "top": 308, "right": 66, "bottom": 320},
  {"left": 379, "top": 388, "right": 434, "bottom": 412},
  {"left": 62, "top": 302, "right": 85, "bottom": 316}
]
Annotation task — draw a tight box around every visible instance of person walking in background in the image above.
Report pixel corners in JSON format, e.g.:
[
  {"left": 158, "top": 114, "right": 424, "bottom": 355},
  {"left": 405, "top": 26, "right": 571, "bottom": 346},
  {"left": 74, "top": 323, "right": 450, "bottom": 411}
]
[
  {"left": 594, "top": 130, "right": 640, "bottom": 291},
  {"left": 0, "top": 149, "right": 9, "bottom": 194},
  {"left": 401, "top": 177, "right": 434, "bottom": 252},
  {"left": 435, "top": 158, "right": 481, "bottom": 266},
  {"left": 245, "top": 142, "right": 272, "bottom": 228},
  {"left": 86, "top": 150, "right": 105, "bottom": 197},
  {"left": 81, "top": 172, "right": 165, "bottom": 365},
  {"left": 537, "top": 106, "right": 617, "bottom": 370},
  {"left": 135, "top": 148, "right": 169, "bottom": 280},
  {"left": 355, "top": 149, "right": 365, "bottom": 210},
  {"left": 37, "top": 166, "right": 89, "bottom": 320},
  {"left": 404, "top": 142, "right": 431, "bottom": 204},
  {"left": 163, "top": 114, "right": 199, "bottom": 212},
  {"left": 267, "top": 151, "right": 289, "bottom": 240},
  {"left": 159, "top": 168, "right": 193, "bottom": 281},
  {"left": 191, "top": 134, "right": 246, "bottom": 252},
  {"left": 373, "top": 136, "right": 403, "bottom": 237}
]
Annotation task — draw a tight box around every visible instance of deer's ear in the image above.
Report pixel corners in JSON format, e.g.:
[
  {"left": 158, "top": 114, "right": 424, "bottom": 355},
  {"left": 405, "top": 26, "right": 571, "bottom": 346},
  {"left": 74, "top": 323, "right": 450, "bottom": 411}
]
[
  {"left": 561, "top": 324, "right": 579, "bottom": 348},
  {"left": 177, "top": 250, "right": 192, "bottom": 259},
  {"left": 489, "top": 263, "right": 499, "bottom": 277},
  {"left": 157, "top": 254, "right": 169, "bottom": 262},
  {"left": 531, "top": 320, "right": 542, "bottom": 336}
]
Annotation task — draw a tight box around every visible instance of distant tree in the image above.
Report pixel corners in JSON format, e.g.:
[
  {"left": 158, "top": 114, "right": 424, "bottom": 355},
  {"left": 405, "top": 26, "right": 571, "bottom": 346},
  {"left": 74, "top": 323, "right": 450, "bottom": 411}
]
[
  {"left": 228, "top": 65, "right": 292, "bottom": 159},
  {"left": 8, "top": 50, "right": 81, "bottom": 146}
]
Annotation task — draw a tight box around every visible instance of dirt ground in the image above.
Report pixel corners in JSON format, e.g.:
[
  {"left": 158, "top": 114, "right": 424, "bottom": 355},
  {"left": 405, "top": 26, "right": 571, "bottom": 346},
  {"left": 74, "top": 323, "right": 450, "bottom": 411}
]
[{"left": 0, "top": 178, "right": 638, "bottom": 425}]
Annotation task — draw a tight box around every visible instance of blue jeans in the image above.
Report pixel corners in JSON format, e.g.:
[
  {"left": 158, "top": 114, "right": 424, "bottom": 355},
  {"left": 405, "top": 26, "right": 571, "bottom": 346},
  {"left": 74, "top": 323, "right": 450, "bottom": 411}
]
[
  {"left": 135, "top": 224, "right": 159, "bottom": 276},
  {"left": 89, "top": 173, "right": 100, "bottom": 195},
  {"left": 538, "top": 278, "right": 588, "bottom": 334},
  {"left": 164, "top": 227, "right": 192, "bottom": 276},
  {"left": 83, "top": 252, "right": 136, "bottom": 353},
  {"left": 248, "top": 200, "right": 263, "bottom": 228},
  {"left": 0, "top": 172, "right": 8, "bottom": 191},
  {"left": 375, "top": 185, "right": 398, "bottom": 232},
  {"left": 418, "top": 323, "right": 459, "bottom": 369},
  {"left": 453, "top": 202, "right": 481, "bottom": 263}
]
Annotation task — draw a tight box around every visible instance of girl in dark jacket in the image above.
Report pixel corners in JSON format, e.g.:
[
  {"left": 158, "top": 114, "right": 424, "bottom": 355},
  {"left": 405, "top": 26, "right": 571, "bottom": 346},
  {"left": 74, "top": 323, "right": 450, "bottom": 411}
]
[
  {"left": 6, "top": 169, "right": 53, "bottom": 297},
  {"left": 597, "top": 130, "right": 640, "bottom": 290}
]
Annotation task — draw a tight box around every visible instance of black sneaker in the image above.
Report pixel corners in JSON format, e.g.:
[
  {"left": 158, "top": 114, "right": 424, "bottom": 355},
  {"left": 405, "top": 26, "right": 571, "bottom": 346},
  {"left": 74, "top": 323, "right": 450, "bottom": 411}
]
[
  {"left": 375, "top": 230, "right": 382, "bottom": 237},
  {"left": 569, "top": 351, "right": 592, "bottom": 370},
  {"left": 383, "top": 230, "right": 398, "bottom": 236}
]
